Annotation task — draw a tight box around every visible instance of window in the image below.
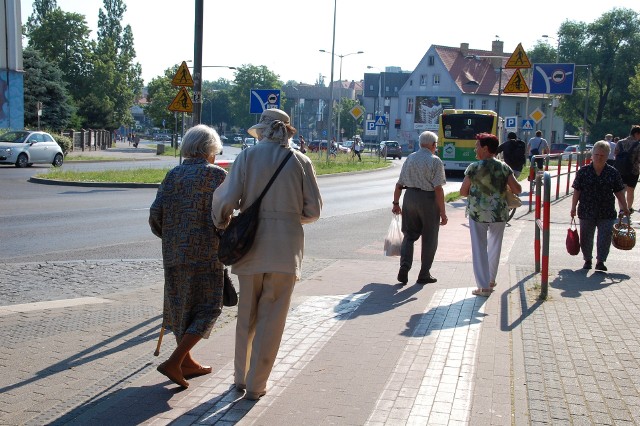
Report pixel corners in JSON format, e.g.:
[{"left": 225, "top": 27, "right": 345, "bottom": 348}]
[
  {"left": 515, "top": 102, "right": 521, "bottom": 116},
  {"left": 409, "top": 80, "right": 413, "bottom": 86},
  {"left": 481, "top": 100, "right": 488, "bottom": 110},
  {"left": 407, "top": 98, "right": 414, "bottom": 113},
  {"left": 394, "top": 86, "right": 398, "bottom": 93},
  {"left": 428, "top": 55, "right": 435, "bottom": 66},
  {"left": 433, "top": 74, "right": 440, "bottom": 85},
  {"left": 420, "top": 75, "right": 426, "bottom": 86},
  {"left": 468, "top": 99, "right": 475, "bottom": 109},
  {"left": 369, "top": 84, "right": 374, "bottom": 91}
]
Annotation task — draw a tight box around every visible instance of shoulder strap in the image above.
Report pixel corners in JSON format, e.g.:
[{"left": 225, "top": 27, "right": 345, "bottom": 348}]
[{"left": 256, "top": 150, "right": 294, "bottom": 203}]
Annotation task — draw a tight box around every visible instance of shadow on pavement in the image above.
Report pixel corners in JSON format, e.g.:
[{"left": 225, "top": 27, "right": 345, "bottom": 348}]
[{"left": 552, "top": 268, "right": 629, "bottom": 298}]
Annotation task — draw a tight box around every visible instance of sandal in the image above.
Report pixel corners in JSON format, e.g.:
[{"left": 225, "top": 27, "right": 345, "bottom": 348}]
[
  {"left": 489, "top": 281, "right": 497, "bottom": 288},
  {"left": 472, "top": 288, "right": 492, "bottom": 297}
]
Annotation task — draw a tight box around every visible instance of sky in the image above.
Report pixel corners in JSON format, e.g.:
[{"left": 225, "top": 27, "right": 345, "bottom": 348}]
[{"left": 19, "top": 0, "right": 640, "bottom": 87}]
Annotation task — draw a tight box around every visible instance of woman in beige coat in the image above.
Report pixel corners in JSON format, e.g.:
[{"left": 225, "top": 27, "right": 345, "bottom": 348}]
[{"left": 211, "top": 108, "right": 322, "bottom": 400}]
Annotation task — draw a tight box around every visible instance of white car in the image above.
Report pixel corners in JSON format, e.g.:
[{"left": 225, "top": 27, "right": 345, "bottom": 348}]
[
  {"left": 562, "top": 144, "right": 593, "bottom": 160},
  {"left": 0, "top": 130, "right": 64, "bottom": 168}
]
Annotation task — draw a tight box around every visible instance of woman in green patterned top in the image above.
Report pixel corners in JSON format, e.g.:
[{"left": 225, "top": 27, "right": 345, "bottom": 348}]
[{"left": 460, "top": 133, "right": 522, "bottom": 297}]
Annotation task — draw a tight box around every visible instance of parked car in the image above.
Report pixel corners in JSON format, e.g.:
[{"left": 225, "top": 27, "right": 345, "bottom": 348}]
[
  {"left": 562, "top": 144, "right": 593, "bottom": 160},
  {"left": 233, "top": 136, "right": 243, "bottom": 144},
  {"left": 242, "top": 137, "right": 257, "bottom": 150},
  {"left": 549, "top": 143, "right": 569, "bottom": 154},
  {"left": 0, "top": 130, "right": 64, "bottom": 168},
  {"left": 379, "top": 141, "right": 402, "bottom": 160},
  {"left": 308, "top": 140, "right": 328, "bottom": 152}
]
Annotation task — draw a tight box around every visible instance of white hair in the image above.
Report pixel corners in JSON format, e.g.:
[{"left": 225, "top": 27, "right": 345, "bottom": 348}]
[
  {"left": 419, "top": 131, "right": 438, "bottom": 148},
  {"left": 180, "top": 124, "right": 222, "bottom": 158}
]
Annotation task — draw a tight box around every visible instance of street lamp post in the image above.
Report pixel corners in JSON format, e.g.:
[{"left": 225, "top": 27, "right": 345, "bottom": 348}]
[
  {"left": 542, "top": 34, "right": 560, "bottom": 143},
  {"left": 319, "top": 50, "right": 363, "bottom": 142}
]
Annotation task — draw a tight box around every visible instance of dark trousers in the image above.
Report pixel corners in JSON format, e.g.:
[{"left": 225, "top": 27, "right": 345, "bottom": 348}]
[
  {"left": 579, "top": 217, "right": 616, "bottom": 262},
  {"left": 400, "top": 189, "right": 439, "bottom": 277}
]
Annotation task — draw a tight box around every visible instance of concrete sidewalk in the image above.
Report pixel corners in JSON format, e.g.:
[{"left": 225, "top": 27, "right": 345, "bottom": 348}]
[{"left": 2, "top": 176, "right": 639, "bottom": 425}]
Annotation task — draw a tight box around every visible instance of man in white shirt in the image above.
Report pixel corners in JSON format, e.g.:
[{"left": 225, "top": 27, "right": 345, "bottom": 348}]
[{"left": 527, "top": 130, "right": 549, "bottom": 170}]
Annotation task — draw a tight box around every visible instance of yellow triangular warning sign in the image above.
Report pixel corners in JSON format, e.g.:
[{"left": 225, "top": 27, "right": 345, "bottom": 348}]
[
  {"left": 505, "top": 43, "right": 531, "bottom": 69},
  {"left": 168, "top": 87, "right": 193, "bottom": 113},
  {"left": 172, "top": 61, "right": 194, "bottom": 87},
  {"left": 503, "top": 69, "right": 530, "bottom": 94}
]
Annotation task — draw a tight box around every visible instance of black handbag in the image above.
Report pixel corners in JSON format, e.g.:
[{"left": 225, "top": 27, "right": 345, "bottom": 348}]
[
  {"left": 217, "top": 151, "right": 293, "bottom": 265},
  {"left": 223, "top": 268, "right": 238, "bottom": 307}
]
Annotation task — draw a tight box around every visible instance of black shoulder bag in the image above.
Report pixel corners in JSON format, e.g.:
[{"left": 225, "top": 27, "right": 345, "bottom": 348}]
[{"left": 217, "top": 151, "right": 294, "bottom": 265}]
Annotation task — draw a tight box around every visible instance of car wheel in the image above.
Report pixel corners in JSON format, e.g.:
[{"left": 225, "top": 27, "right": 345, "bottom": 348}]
[
  {"left": 52, "top": 153, "right": 64, "bottom": 167},
  {"left": 27, "top": 163, "right": 34, "bottom": 167},
  {"left": 15, "top": 153, "right": 28, "bottom": 168}
]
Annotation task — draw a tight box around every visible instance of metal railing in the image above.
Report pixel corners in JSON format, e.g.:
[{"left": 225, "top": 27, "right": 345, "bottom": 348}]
[{"left": 527, "top": 151, "right": 592, "bottom": 211}]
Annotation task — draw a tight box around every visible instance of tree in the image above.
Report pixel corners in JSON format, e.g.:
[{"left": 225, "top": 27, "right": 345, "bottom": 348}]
[
  {"left": 626, "top": 65, "right": 640, "bottom": 120},
  {"left": 228, "top": 65, "right": 283, "bottom": 130},
  {"left": 22, "top": 47, "right": 73, "bottom": 130},
  {"left": 555, "top": 8, "right": 640, "bottom": 135},
  {"left": 25, "top": 8, "right": 94, "bottom": 102},
  {"left": 145, "top": 66, "right": 183, "bottom": 129},
  {"left": 336, "top": 98, "right": 363, "bottom": 139},
  {"left": 91, "top": 0, "right": 143, "bottom": 129}
]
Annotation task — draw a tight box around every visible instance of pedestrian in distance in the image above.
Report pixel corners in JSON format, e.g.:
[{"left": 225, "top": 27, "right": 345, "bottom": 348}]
[
  {"left": 299, "top": 135, "right": 307, "bottom": 154},
  {"left": 211, "top": 108, "right": 322, "bottom": 401},
  {"left": 392, "top": 130, "right": 448, "bottom": 285},
  {"left": 571, "top": 141, "right": 630, "bottom": 271},
  {"left": 459, "top": 133, "right": 522, "bottom": 297},
  {"left": 613, "top": 125, "right": 640, "bottom": 214},
  {"left": 496, "top": 131, "right": 527, "bottom": 178},
  {"left": 527, "top": 130, "right": 549, "bottom": 171},
  {"left": 353, "top": 135, "right": 363, "bottom": 161},
  {"left": 149, "top": 124, "right": 228, "bottom": 389},
  {"left": 605, "top": 133, "right": 616, "bottom": 166}
]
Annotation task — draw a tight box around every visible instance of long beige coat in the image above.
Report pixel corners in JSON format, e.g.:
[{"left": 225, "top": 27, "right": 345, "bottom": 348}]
[{"left": 211, "top": 140, "right": 322, "bottom": 279}]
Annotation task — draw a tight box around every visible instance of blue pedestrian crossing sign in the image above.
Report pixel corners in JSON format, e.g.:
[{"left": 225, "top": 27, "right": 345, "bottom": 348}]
[
  {"left": 522, "top": 119, "right": 534, "bottom": 131},
  {"left": 375, "top": 115, "right": 386, "bottom": 126},
  {"left": 531, "top": 64, "right": 575, "bottom": 95}
]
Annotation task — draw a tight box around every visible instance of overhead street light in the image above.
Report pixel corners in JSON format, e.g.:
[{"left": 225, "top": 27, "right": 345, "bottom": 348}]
[{"left": 319, "top": 50, "right": 364, "bottom": 142}]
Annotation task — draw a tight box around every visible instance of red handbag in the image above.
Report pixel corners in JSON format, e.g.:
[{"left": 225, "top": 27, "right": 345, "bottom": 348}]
[{"left": 566, "top": 218, "right": 580, "bottom": 256}]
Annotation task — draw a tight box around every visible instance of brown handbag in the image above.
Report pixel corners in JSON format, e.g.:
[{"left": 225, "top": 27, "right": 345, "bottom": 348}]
[{"left": 612, "top": 214, "right": 636, "bottom": 251}]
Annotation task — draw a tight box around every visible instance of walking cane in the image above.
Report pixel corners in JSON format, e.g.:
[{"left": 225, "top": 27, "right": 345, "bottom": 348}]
[{"left": 154, "top": 323, "right": 165, "bottom": 356}]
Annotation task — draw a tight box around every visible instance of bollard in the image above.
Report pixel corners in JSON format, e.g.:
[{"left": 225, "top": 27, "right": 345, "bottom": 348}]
[{"left": 156, "top": 144, "right": 165, "bottom": 155}]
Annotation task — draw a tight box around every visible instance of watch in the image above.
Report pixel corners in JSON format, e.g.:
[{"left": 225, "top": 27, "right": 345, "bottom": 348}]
[{"left": 392, "top": 201, "right": 399, "bottom": 205}]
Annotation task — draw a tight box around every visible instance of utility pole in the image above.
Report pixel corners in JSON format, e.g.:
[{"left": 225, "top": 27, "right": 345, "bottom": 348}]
[{"left": 192, "top": 0, "right": 204, "bottom": 124}]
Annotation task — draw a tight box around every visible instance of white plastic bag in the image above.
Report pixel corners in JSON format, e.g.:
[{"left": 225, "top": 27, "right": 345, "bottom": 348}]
[{"left": 384, "top": 215, "right": 403, "bottom": 256}]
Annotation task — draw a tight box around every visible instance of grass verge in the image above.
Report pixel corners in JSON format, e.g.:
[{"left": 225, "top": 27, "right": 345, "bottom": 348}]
[{"left": 38, "top": 152, "right": 391, "bottom": 183}]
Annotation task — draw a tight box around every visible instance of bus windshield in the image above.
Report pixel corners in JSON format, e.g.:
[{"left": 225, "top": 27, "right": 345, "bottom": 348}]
[{"left": 441, "top": 114, "right": 496, "bottom": 140}]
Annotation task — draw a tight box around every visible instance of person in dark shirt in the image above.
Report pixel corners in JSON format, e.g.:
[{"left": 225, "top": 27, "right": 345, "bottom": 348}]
[
  {"left": 496, "top": 132, "right": 526, "bottom": 178},
  {"left": 570, "top": 141, "right": 630, "bottom": 272}
]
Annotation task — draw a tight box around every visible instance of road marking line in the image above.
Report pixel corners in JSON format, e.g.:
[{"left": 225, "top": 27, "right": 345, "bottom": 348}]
[
  {"left": 366, "top": 287, "right": 484, "bottom": 424},
  {"left": 190, "top": 293, "right": 371, "bottom": 423},
  {"left": 0, "top": 297, "right": 112, "bottom": 316}
]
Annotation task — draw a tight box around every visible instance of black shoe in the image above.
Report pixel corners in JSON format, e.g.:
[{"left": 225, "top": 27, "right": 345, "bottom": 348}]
[
  {"left": 397, "top": 269, "right": 409, "bottom": 284},
  {"left": 595, "top": 262, "right": 607, "bottom": 271},
  {"left": 582, "top": 261, "right": 592, "bottom": 270},
  {"left": 417, "top": 275, "right": 437, "bottom": 284}
]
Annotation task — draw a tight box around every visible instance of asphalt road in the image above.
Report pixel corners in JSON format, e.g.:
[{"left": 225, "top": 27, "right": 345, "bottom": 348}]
[{"left": 0, "top": 155, "right": 463, "bottom": 263}]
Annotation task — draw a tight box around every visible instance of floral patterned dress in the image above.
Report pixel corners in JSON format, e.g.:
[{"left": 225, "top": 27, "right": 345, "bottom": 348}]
[
  {"left": 149, "top": 158, "right": 227, "bottom": 340},
  {"left": 465, "top": 158, "right": 512, "bottom": 223}
]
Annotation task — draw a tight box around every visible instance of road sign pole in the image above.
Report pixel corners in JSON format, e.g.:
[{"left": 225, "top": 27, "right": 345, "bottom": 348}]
[{"left": 192, "top": 0, "right": 203, "bottom": 124}]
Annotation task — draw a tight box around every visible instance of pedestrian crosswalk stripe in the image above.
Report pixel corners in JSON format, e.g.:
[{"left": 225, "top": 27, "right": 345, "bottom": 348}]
[{"left": 366, "top": 287, "right": 484, "bottom": 424}]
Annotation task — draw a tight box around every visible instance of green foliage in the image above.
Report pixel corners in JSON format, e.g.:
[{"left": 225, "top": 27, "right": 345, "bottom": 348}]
[
  {"left": 229, "top": 65, "right": 283, "bottom": 130},
  {"left": 556, "top": 8, "right": 640, "bottom": 134},
  {"left": 22, "top": 47, "right": 74, "bottom": 130},
  {"left": 145, "top": 66, "right": 184, "bottom": 129},
  {"left": 25, "top": 8, "right": 94, "bottom": 102},
  {"left": 336, "top": 99, "right": 363, "bottom": 139},
  {"left": 53, "top": 132, "right": 73, "bottom": 154},
  {"left": 625, "top": 64, "right": 640, "bottom": 120}
]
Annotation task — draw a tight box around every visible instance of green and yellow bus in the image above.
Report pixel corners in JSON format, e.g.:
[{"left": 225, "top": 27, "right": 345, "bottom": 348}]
[{"left": 437, "top": 109, "right": 498, "bottom": 172}]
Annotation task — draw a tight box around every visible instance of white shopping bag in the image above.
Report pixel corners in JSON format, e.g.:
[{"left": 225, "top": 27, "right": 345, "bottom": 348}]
[{"left": 383, "top": 215, "right": 403, "bottom": 256}]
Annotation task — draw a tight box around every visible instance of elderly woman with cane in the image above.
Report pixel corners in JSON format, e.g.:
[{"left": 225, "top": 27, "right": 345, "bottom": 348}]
[{"left": 149, "top": 125, "right": 227, "bottom": 388}]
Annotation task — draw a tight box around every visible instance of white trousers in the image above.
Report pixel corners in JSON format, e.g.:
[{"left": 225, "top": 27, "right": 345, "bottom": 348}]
[
  {"left": 235, "top": 272, "right": 296, "bottom": 394},
  {"left": 469, "top": 219, "right": 506, "bottom": 290}
]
